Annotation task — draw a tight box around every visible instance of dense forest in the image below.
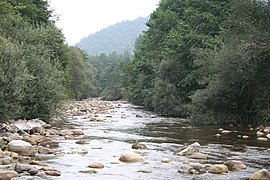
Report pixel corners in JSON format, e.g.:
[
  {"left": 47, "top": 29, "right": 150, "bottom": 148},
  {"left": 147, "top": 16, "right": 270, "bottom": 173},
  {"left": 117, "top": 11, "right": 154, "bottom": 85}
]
[
  {"left": 127, "top": 0, "right": 270, "bottom": 126},
  {"left": 0, "top": 0, "right": 97, "bottom": 121},
  {"left": 76, "top": 17, "right": 148, "bottom": 55},
  {"left": 95, "top": 0, "right": 270, "bottom": 126},
  {"left": 1, "top": 0, "right": 269, "bottom": 127}
]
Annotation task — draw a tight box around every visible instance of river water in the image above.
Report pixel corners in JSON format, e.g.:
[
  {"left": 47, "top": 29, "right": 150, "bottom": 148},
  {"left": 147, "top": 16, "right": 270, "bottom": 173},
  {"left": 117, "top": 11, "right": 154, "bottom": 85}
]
[{"left": 46, "top": 101, "right": 270, "bottom": 180}]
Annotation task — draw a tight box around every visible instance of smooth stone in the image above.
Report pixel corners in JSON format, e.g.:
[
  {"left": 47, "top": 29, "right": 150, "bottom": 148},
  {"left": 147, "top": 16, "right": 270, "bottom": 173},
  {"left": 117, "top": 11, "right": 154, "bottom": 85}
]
[
  {"left": 209, "top": 164, "right": 228, "bottom": 174},
  {"left": 256, "top": 131, "right": 264, "bottom": 137},
  {"left": 22, "top": 136, "right": 37, "bottom": 145},
  {"left": 30, "top": 127, "right": 45, "bottom": 135},
  {"left": 75, "top": 140, "right": 90, "bottom": 145},
  {"left": 149, "top": 115, "right": 156, "bottom": 118},
  {"left": 28, "top": 168, "right": 39, "bottom": 176},
  {"left": 257, "top": 137, "right": 268, "bottom": 141},
  {"left": 0, "top": 170, "right": 19, "bottom": 180},
  {"left": 14, "top": 164, "right": 33, "bottom": 173},
  {"left": 138, "top": 169, "right": 152, "bottom": 173},
  {"left": 30, "top": 135, "right": 46, "bottom": 144},
  {"left": 38, "top": 147, "right": 54, "bottom": 154},
  {"left": 90, "top": 117, "right": 104, "bottom": 122},
  {"left": 64, "top": 135, "right": 74, "bottom": 140},
  {"left": 39, "top": 141, "right": 59, "bottom": 148},
  {"left": 88, "top": 162, "right": 104, "bottom": 169},
  {"left": 215, "top": 134, "right": 221, "bottom": 137},
  {"left": 221, "top": 130, "right": 231, "bottom": 133},
  {"left": 8, "top": 140, "right": 36, "bottom": 156},
  {"left": 189, "top": 152, "right": 207, "bottom": 160},
  {"left": 11, "top": 152, "right": 19, "bottom": 159},
  {"left": 45, "top": 170, "right": 61, "bottom": 176},
  {"left": 79, "top": 170, "right": 97, "bottom": 174},
  {"left": 72, "top": 130, "right": 84, "bottom": 136},
  {"left": 59, "top": 129, "right": 73, "bottom": 136},
  {"left": 177, "top": 142, "right": 201, "bottom": 156},
  {"left": 250, "top": 169, "right": 270, "bottom": 180},
  {"left": 263, "top": 127, "right": 270, "bottom": 133},
  {"left": 132, "top": 143, "right": 147, "bottom": 150},
  {"left": 242, "top": 135, "right": 249, "bottom": 139},
  {"left": 0, "top": 157, "right": 12, "bottom": 165},
  {"left": 161, "top": 159, "right": 171, "bottom": 163},
  {"left": 223, "top": 160, "right": 246, "bottom": 171},
  {"left": 266, "top": 134, "right": 270, "bottom": 139},
  {"left": 119, "top": 152, "right": 144, "bottom": 163}
]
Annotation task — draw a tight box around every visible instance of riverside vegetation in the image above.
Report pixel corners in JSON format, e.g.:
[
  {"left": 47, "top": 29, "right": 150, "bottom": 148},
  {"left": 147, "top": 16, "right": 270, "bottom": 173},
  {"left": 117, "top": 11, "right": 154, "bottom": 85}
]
[
  {"left": 1, "top": 0, "right": 269, "bottom": 126},
  {"left": 0, "top": 0, "right": 270, "bottom": 179}
]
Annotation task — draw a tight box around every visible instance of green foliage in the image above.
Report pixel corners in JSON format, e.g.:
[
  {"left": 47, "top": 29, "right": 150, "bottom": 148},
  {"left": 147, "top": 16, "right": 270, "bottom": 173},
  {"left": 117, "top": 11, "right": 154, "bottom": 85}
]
[
  {"left": 0, "top": 36, "right": 26, "bottom": 121},
  {"left": 122, "top": 0, "right": 270, "bottom": 125},
  {"left": 66, "top": 47, "right": 98, "bottom": 100},
  {"left": 0, "top": 0, "right": 98, "bottom": 121},
  {"left": 4, "top": 0, "right": 52, "bottom": 24},
  {"left": 191, "top": 0, "right": 270, "bottom": 125},
  {"left": 89, "top": 52, "right": 129, "bottom": 101}
]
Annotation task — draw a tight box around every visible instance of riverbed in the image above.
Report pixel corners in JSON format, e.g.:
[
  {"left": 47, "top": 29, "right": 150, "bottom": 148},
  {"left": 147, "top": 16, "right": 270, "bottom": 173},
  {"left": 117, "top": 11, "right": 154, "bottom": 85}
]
[{"left": 46, "top": 99, "right": 270, "bottom": 180}]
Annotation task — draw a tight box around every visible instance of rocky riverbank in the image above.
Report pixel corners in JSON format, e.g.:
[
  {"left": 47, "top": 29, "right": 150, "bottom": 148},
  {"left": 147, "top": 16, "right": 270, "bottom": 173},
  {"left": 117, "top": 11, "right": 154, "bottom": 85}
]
[{"left": 0, "top": 98, "right": 269, "bottom": 180}]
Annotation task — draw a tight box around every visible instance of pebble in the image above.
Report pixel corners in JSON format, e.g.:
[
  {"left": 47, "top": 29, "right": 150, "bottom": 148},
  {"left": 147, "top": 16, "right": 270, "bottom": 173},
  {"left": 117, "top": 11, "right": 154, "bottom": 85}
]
[
  {"left": 161, "top": 159, "right": 171, "bottom": 163},
  {"left": 256, "top": 131, "right": 264, "bottom": 137},
  {"left": 88, "top": 162, "right": 104, "bottom": 169},
  {"left": 79, "top": 170, "right": 97, "bottom": 174},
  {"left": 257, "top": 137, "right": 268, "bottom": 141}
]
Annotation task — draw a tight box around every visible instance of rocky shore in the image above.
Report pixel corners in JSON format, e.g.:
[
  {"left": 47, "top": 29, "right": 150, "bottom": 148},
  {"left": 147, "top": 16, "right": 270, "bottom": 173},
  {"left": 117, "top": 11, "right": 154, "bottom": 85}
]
[{"left": 0, "top": 98, "right": 269, "bottom": 180}]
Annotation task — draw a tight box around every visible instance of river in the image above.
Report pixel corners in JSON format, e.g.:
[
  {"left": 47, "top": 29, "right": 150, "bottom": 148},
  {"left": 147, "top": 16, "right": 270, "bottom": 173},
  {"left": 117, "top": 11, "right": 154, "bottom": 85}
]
[{"left": 45, "top": 100, "right": 270, "bottom": 180}]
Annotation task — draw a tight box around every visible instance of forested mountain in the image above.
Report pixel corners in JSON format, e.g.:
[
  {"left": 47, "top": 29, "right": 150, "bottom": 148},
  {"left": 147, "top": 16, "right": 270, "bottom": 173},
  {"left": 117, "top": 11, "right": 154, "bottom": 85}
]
[
  {"left": 76, "top": 17, "right": 148, "bottom": 55},
  {"left": 0, "top": 0, "right": 97, "bottom": 121}
]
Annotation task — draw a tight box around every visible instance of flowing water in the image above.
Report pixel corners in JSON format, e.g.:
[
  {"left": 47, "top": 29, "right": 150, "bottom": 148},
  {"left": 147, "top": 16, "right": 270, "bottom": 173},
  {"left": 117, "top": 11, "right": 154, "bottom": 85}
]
[{"left": 46, "top": 101, "right": 270, "bottom": 180}]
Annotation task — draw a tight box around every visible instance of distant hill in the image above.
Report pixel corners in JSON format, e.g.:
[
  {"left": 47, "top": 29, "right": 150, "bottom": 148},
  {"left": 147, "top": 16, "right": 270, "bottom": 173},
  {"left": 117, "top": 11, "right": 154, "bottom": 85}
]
[{"left": 76, "top": 17, "right": 148, "bottom": 56}]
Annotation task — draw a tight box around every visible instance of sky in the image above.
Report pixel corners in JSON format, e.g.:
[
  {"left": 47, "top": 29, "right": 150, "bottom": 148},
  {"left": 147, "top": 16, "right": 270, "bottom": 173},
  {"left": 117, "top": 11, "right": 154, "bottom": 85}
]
[{"left": 49, "top": 0, "right": 160, "bottom": 45}]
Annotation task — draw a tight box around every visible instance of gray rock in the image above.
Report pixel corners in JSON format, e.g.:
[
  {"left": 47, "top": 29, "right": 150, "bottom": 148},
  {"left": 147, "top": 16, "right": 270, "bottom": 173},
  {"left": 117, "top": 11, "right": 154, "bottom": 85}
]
[
  {"left": 0, "top": 157, "right": 13, "bottom": 165},
  {"left": 177, "top": 142, "right": 201, "bottom": 156},
  {"left": 0, "top": 170, "right": 18, "bottom": 180},
  {"left": 30, "top": 127, "right": 45, "bottom": 135},
  {"left": 8, "top": 140, "right": 36, "bottom": 156},
  {"left": 250, "top": 169, "right": 270, "bottom": 180},
  {"left": 209, "top": 164, "right": 228, "bottom": 174},
  {"left": 14, "top": 164, "right": 32, "bottom": 173},
  {"left": 119, "top": 152, "right": 144, "bottom": 163},
  {"left": 223, "top": 160, "right": 246, "bottom": 171},
  {"left": 28, "top": 168, "right": 39, "bottom": 176},
  {"left": 132, "top": 143, "right": 147, "bottom": 150}
]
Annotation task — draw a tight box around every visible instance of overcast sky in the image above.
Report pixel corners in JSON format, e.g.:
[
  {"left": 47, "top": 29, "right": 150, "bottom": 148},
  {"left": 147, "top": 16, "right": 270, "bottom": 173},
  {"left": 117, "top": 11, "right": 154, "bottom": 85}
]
[{"left": 49, "top": 0, "right": 160, "bottom": 45}]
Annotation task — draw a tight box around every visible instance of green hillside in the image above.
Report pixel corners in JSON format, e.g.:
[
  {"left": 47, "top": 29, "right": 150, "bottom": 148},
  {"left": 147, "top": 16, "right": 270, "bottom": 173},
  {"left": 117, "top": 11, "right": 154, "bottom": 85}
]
[{"left": 76, "top": 17, "right": 148, "bottom": 55}]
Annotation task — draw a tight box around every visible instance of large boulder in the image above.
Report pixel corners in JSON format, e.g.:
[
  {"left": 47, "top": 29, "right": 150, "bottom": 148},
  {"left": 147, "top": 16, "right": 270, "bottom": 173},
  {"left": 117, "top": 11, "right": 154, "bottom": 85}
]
[
  {"left": 119, "top": 152, "right": 144, "bottom": 163},
  {"left": 189, "top": 152, "right": 207, "bottom": 160},
  {"left": 223, "top": 160, "right": 246, "bottom": 171},
  {"left": 177, "top": 142, "right": 201, "bottom": 156},
  {"left": 209, "top": 164, "right": 229, "bottom": 174},
  {"left": 250, "top": 169, "right": 270, "bottom": 180},
  {"left": 8, "top": 140, "right": 36, "bottom": 156},
  {"left": 0, "top": 170, "right": 18, "bottom": 180}
]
